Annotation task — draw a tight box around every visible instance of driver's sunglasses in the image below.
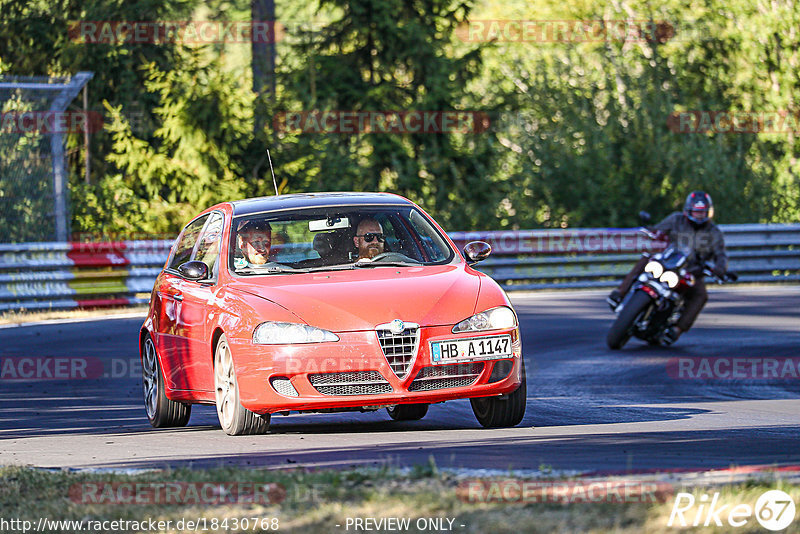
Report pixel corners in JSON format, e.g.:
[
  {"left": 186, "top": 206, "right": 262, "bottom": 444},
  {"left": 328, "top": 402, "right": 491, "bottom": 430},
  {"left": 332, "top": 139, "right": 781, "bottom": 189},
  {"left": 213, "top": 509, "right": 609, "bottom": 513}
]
[{"left": 357, "top": 233, "right": 385, "bottom": 243}]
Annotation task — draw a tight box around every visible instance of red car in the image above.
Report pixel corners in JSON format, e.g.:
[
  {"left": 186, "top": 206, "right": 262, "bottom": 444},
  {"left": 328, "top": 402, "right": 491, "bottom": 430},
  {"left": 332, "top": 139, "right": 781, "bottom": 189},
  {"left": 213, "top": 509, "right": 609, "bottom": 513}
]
[{"left": 140, "top": 193, "right": 526, "bottom": 435}]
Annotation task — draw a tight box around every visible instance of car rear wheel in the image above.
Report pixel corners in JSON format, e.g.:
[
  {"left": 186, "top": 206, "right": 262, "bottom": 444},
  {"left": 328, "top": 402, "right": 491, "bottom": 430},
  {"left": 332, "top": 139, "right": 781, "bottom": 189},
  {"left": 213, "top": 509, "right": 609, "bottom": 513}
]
[
  {"left": 142, "top": 334, "right": 191, "bottom": 428},
  {"left": 387, "top": 403, "right": 429, "bottom": 421},
  {"left": 470, "top": 358, "right": 527, "bottom": 428},
  {"left": 214, "top": 335, "right": 270, "bottom": 435}
]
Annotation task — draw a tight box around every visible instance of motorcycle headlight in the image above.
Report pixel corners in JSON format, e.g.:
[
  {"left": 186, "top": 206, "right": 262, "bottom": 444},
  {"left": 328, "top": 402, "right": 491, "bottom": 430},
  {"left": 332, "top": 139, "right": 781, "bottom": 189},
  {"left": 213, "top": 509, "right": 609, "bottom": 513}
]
[
  {"left": 253, "top": 322, "right": 339, "bottom": 344},
  {"left": 659, "top": 271, "right": 680, "bottom": 288},
  {"left": 644, "top": 261, "right": 664, "bottom": 279},
  {"left": 452, "top": 306, "right": 517, "bottom": 333}
]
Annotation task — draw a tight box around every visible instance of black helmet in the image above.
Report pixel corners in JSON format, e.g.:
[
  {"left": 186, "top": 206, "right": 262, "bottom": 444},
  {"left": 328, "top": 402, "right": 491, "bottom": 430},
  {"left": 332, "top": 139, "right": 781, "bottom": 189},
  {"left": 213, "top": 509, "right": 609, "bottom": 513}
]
[{"left": 683, "top": 191, "right": 714, "bottom": 226}]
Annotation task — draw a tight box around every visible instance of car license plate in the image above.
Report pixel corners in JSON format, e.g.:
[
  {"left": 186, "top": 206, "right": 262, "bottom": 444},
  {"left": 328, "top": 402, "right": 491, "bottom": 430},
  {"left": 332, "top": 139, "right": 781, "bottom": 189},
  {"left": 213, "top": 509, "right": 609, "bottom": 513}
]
[{"left": 430, "top": 335, "right": 512, "bottom": 364}]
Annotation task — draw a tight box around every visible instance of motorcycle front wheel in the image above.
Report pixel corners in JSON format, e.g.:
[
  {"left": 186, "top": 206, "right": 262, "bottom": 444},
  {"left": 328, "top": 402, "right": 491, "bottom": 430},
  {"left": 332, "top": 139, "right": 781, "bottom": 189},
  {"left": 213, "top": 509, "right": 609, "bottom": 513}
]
[{"left": 606, "top": 290, "right": 654, "bottom": 350}]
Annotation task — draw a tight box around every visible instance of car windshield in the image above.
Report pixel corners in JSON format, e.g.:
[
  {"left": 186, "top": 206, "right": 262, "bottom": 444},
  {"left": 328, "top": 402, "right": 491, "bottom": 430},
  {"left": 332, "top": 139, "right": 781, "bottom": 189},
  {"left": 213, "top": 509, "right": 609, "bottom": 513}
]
[{"left": 230, "top": 205, "right": 455, "bottom": 275}]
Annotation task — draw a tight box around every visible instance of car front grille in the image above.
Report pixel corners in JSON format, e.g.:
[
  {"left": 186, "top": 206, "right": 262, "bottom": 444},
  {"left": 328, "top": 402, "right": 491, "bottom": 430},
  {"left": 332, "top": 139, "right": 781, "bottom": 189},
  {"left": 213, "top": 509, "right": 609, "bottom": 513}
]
[
  {"left": 376, "top": 324, "right": 420, "bottom": 379},
  {"left": 308, "top": 371, "right": 393, "bottom": 396},
  {"left": 408, "top": 362, "right": 484, "bottom": 391}
]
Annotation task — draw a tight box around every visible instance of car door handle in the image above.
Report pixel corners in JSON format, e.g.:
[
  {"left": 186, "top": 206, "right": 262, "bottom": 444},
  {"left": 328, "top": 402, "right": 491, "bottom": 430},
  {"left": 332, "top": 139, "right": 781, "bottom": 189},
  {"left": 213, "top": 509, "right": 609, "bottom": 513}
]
[{"left": 173, "top": 293, "right": 184, "bottom": 301}]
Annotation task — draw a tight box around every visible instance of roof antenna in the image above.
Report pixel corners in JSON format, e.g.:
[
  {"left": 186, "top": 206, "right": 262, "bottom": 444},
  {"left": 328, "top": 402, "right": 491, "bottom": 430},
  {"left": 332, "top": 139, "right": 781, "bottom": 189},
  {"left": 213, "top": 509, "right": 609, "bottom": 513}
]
[{"left": 267, "top": 149, "right": 279, "bottom": 195}]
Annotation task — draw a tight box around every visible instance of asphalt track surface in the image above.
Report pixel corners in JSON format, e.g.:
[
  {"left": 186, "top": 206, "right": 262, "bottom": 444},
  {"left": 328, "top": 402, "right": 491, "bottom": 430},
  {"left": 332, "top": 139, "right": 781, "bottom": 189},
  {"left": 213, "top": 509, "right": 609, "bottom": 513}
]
[{"left": 1, "top": 286, "right": 798, "bottom": 473}]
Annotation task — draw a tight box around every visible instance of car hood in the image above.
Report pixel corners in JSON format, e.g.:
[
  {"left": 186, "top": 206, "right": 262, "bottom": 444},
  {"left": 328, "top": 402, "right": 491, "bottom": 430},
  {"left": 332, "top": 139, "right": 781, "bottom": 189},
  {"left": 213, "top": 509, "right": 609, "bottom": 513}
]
[{"left": 227, "top": 264, "right": 481, "bottom": 332}]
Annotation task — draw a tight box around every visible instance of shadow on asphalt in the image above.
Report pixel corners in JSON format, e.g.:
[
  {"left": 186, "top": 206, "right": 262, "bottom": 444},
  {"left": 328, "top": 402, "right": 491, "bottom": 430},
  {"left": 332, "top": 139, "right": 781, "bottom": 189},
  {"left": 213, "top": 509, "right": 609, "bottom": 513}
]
[
  {"left": 80, "top": 425, "right": 800, "bottom": 472},
  {"left": 0, "top": 394, "right": 713, "bottom": 439}
]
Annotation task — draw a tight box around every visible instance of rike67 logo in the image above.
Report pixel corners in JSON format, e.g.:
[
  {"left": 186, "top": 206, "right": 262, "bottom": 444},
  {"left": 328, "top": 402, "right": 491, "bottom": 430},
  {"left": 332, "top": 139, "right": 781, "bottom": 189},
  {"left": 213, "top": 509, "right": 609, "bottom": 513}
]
[{"left": 668, "top": 489, "right": 796, "bottom": 531}]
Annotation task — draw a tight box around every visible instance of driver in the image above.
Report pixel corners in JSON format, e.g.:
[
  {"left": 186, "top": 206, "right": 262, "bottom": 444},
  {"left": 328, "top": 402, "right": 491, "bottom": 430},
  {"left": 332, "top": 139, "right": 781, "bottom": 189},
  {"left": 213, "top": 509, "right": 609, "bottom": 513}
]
[
  {"left": 234, "top": 219, "right": 273, "bottom": 268},
  {"left": 353, "top": 218, "right": 385, "bottom": 260},
  {"left": 607, "top": 191, "right": 728, "bottom": 343}
]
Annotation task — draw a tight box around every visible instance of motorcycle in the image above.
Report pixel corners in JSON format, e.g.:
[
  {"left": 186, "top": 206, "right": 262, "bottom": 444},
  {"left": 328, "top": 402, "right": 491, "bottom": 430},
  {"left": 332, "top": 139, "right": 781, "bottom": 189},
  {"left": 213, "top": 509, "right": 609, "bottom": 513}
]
[{"left": 606, "top": 213, "right": 737, "bottom": 350}]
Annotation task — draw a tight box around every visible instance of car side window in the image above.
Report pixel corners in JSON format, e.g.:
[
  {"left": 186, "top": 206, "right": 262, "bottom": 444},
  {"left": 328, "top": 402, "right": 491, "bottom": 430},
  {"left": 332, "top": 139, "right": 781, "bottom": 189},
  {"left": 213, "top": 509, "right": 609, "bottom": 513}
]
[
  {"left": 408, "top": 209, "right": 449, "bottom": 262},
  {"left": 169, "top": 215, "right": 209, "bottom": 270},
  {"left": 379, "top": 216, "right": 410, "bottom": 259},
  {"left": 192, "top": 212, "right": 224, "bottom": 276}
]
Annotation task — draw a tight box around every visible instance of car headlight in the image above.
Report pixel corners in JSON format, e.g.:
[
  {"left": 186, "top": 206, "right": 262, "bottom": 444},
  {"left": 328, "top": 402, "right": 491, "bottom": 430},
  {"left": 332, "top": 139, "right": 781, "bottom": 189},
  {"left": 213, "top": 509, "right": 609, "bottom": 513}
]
[
  {"left": 452, "top": 306, "right": 517, "bottom": 333},
  {"left": 253, "top": 322, "right": 339, "bottom": 344},
  {"left": 659, "top": 271, "right": 680, "bottom": 288},
  {"left": 644, "top": 260, "right": 664, "bottom": 279}
]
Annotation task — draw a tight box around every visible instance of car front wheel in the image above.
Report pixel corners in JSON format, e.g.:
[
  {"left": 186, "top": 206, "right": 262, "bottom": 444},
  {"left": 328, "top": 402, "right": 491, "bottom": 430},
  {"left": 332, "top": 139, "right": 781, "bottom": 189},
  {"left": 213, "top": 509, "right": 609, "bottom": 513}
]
[
  {"left": 470, "top": 359, "right": 527, "bottom": 428},
  {"left": 214, "top": 334, "right": 270, "bottom": 435},
  {"left": 142, "top": 334, "right": 191, "bottom": 428}
]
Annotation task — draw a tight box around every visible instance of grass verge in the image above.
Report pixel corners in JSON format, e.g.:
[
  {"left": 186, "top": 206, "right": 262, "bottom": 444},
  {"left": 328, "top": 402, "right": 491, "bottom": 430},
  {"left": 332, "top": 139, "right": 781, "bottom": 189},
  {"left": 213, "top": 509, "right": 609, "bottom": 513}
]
[{"left": 1, "top": 464, "right": 799, "bottom": 533}]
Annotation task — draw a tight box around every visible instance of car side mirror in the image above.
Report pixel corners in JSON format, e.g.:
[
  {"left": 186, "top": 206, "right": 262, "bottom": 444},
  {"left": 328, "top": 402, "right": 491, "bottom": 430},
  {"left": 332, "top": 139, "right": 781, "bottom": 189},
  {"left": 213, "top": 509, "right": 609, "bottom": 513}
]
[
  {"left": 639, "top": 211, "right": 652, "bottom": 224},
  {"left": 178, "top": 260, "right": 210, "bottom": 281},
  {"left": 463, "top": 241, "right": 492, "bottom": 265}
]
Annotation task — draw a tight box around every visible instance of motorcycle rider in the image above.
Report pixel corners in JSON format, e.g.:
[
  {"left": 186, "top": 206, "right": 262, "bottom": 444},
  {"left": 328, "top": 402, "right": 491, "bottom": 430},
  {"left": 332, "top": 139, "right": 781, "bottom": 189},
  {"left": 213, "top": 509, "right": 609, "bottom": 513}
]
[{"left": 607, "top": 191, "right": 728, "bottom": 344}]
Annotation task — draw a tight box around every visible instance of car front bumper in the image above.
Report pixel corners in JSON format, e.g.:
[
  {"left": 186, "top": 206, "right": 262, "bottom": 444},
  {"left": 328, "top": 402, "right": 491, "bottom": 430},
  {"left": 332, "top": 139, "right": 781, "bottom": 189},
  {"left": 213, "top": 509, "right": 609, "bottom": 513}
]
[{"left": 227, "top": 325, "right": 524, "bottom": 414}]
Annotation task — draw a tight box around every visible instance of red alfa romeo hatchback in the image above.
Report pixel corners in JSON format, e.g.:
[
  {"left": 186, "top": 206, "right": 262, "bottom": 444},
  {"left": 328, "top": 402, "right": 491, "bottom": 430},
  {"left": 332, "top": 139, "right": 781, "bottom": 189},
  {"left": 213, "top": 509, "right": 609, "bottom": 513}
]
[{"left": 141, "top": 193, "right": 526, "bottom": 435}]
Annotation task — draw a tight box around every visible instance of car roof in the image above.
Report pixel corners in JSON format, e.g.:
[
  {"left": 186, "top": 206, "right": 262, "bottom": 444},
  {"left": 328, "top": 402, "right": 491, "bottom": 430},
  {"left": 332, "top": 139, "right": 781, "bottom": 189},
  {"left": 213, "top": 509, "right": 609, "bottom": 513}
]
[{"left": 230, "top": 192, "right": 413, "bottom": 217}]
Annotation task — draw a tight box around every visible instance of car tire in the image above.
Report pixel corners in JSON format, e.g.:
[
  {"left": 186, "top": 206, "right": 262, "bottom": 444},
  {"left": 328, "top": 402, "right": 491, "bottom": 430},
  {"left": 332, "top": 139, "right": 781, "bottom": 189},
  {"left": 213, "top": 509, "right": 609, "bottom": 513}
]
[
  {"left": 470, "top": 358, "right": 527, "bottom": 428},
  {"left": 387, "top": 403, "right": 429, "bottom": 421},
  {"left": 142, "top": 334, "right": 191, "bottom": 428},
  {"left": 214, "top": 334, "right": 270, "bottom": 436},
  {"left": 606, "top": 290, "right": 653, "bottom": 350}
]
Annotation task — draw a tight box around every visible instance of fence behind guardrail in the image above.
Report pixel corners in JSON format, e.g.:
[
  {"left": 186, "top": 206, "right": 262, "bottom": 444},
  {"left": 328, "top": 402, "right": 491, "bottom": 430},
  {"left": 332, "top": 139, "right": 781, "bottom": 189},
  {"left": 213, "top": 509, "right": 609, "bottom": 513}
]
[{"left": 1, "top": 224, "right": 798, "bottom": 311}]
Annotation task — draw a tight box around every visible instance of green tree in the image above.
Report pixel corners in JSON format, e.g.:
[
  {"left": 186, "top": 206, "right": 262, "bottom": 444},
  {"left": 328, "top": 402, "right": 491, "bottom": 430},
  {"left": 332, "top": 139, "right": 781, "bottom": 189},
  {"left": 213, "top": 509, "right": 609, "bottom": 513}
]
[
  {"left": 78, "top": 49, "right": 255, "bottom": 234},
  {"left": 278, "top": 0, "right": 503, "bottom": 230},
  {"left": 476, "top": 0, "right": 793, "bottom": 228}
]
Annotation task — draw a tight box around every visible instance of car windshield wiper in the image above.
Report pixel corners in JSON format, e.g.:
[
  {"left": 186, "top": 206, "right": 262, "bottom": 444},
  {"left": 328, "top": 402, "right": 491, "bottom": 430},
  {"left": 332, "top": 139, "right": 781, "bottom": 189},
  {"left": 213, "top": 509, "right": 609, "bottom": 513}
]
[
  {"left": 303, "top": 264, "right": 357, "bottom": 273},
  {"left": 236, "top": 265, "right": 310, "bottom": 275},
  {"left": 353, "top": 261, "right": 420, "bottom": 268}
]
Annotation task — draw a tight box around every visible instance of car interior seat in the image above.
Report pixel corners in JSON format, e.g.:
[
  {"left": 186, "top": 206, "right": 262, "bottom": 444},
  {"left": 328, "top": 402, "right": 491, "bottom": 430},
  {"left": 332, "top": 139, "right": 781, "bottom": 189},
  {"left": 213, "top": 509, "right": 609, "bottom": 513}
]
[{"left": 313, "top": 231, "right": 352, "bottom": 264}]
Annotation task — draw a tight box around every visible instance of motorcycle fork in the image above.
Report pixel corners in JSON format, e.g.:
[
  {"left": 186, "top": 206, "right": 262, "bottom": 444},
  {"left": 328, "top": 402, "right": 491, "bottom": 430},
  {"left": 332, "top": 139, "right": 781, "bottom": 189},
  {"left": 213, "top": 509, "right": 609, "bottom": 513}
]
[
  {"left": 634, "top": 292, "right": 675, "bottom": 335},
  {"left": 667, "top": 299, "right": 685, "bottom": 326},
  {"left": 634, "top": 297, "right": 657, "bottom": 331}
]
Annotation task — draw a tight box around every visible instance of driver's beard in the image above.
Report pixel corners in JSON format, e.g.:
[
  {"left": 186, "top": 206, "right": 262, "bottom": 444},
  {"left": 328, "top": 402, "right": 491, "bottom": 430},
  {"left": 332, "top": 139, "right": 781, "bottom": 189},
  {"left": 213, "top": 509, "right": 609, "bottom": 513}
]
[{"left": 366, "top": 245, "right": 382, "bottom": 258}]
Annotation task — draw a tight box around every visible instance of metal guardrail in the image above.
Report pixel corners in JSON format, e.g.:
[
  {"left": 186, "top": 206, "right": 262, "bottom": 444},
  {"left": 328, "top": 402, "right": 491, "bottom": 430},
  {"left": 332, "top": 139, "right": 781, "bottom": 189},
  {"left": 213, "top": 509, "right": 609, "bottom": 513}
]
[
  {"left": 0, "top": 224, "right": 797, "bottom": 311},
  {"left": 0, "top": 240, "right": 172, "bottom": 311},
  {"left": 450, "top": 223, "right": 800, "bottom": 290}
]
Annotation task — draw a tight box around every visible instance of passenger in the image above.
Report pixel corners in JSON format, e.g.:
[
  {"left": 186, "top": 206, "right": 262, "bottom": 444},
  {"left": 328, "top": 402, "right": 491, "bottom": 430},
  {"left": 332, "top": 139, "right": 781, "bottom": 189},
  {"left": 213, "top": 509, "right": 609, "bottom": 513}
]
[{"left": 235, "top": 220, "right": 273, "bottom": 268}]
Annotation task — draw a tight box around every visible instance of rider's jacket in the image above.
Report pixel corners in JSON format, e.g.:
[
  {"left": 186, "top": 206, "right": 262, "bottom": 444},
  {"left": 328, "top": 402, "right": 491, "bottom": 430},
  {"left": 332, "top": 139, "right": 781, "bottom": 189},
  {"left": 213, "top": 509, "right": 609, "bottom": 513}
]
[{"left": 654, "top": 212, "right": 728, "bottom": 273}]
